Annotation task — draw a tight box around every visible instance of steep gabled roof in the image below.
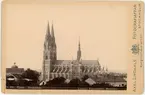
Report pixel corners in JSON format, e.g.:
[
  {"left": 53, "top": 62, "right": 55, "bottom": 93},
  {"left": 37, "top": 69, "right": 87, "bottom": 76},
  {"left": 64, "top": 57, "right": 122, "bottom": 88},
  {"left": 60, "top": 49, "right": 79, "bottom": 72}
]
[
  {"left": 54, "top": 60, "right": 100, "bottom": 66},
  {"left": 55, "top": 60, "right": 72, "bottom": 65},
  {"left": 81, "top": 60, "right": 100, "bottom": 66}
]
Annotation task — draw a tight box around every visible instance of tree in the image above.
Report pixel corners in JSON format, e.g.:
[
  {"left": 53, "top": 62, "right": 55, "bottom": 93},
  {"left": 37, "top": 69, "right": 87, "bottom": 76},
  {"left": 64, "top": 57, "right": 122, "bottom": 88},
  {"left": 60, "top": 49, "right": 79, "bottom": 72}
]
[
  {"left": 68, "top": 78, "right": 81, "bottom": 88},
  {"left": 44, "top": 77, "right": 68, "bottom": 89},
  {"left": 21, "top": 68, "right": 40, "bottom": 86}
]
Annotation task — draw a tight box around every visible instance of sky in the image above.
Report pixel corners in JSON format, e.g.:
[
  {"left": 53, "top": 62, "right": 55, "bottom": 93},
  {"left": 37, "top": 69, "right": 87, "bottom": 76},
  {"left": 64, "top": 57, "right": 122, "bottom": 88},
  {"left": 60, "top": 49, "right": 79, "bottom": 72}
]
[{"left": 4, "top": 2, "right": 129, "bottom": 73}]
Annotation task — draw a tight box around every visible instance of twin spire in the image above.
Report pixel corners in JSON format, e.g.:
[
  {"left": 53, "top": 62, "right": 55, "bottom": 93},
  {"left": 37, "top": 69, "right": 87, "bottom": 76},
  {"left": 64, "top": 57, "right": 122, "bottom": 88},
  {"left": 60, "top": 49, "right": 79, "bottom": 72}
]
[
  {"left": 45, "top": 21, "right": 81, "bottom": 60},
  {"left": 46, "top": 21, "right": 55, "bottom": 39},
  {"left": 45, "top": 21, "right": 56, "bottom": 48}
]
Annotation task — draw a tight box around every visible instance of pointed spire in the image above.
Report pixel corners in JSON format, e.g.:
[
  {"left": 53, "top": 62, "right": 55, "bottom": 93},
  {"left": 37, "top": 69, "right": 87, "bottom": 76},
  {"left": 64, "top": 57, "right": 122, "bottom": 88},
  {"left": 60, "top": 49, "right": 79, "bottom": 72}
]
[
  {"left": 77, "top": 37, "right": 81, "bottom": 61},
  {"left": 51, "top": 22, "right": 56, "bottom": 47},
  {"left": 44, "top": 21, "right": 52, "bottom": 49},
  {"left": 51, "top": 22, "right": 55, "bottom": 38},
  {"left": 45, "top": 21, "right": 51, "bottom": 41},
  {"left": 47, "top": 21, "right": 51, "bottom": 37},
  {"left": 78, "top": 36, "right": 81, "bottom": 50}
]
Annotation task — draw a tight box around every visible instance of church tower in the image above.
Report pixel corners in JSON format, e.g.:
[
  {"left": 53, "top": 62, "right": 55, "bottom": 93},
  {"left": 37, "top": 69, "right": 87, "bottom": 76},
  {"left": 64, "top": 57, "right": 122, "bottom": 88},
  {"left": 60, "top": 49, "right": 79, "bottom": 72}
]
[
  {"left": 72, "top": 39, "right": 82, "bottom": 79},
  {"left": 77, "top": 38, "right": 81, "bottom": 61},
  {"left": 51, "top": 23, "right": 57, "bottom": 62},
  {"left": 42, "top": 22, "right": 57, "bottom": 81}
]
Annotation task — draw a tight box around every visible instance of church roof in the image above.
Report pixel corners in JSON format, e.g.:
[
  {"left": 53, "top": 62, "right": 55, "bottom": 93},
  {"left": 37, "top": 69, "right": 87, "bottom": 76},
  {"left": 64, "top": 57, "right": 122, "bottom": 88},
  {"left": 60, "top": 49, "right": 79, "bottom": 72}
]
[
  {"left": 55, "top": 60, "right": 72, "bottom": 65},
  {"left": 54, "top": 60, "right": 100, "bottom": 66},
  {"left": 81, "top": 60, "right": 100, "bottom": 66},
  {"left": 51, "top": 60, "right": 101, "bottom": 73}
]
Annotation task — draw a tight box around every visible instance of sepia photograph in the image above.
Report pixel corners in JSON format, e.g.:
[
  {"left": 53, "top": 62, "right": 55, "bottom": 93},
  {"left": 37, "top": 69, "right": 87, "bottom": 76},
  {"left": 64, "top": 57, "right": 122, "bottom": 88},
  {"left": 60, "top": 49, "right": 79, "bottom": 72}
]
[{"left": 2, "top": 0, "right": 144, "bottom": 94}]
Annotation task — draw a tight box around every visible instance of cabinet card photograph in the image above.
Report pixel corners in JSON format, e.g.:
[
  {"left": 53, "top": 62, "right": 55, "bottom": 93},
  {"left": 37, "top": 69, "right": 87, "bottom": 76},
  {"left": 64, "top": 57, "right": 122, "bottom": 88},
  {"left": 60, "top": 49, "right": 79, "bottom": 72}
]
[{"left": 1, "top": 0, "right": 144, "bottom": 94}]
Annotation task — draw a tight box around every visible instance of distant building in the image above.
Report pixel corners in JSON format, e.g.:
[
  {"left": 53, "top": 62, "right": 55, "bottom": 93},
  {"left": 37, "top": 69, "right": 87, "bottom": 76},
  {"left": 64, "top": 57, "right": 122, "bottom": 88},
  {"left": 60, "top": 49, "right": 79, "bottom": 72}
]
[
  {"left": 41, "top": 22, "right": 106, "bottom": 82},
  {"left": 6, "top": 63, "right": 24, "bottom": 75},
  {"left": 105, "top": 77, "right": 127, "bottom": 87}
]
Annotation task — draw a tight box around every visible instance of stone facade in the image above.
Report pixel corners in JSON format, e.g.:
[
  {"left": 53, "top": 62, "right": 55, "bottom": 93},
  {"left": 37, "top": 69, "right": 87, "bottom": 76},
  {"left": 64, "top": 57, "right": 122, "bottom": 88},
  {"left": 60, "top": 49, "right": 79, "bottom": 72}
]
[{"left": 42, "top": 22, "right": 102, "bottom": 81}]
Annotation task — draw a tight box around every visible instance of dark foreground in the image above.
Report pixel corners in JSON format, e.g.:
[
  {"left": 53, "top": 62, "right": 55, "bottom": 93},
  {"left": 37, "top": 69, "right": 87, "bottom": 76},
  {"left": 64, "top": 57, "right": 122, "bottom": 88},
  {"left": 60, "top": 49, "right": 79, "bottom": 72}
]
[
  {"left": 6, "top": 86, "right": 126, "bottom": 90},
  {"left": 6, "top": 74, "right": 127, "bottom": 90}
]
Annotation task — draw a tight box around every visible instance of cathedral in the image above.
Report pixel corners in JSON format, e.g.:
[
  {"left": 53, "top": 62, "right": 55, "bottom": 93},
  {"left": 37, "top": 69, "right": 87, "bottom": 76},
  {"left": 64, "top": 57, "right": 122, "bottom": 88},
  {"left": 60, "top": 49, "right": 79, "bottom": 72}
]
[{"left": 42, "top": 22, "right": 104, "bottom": 82}]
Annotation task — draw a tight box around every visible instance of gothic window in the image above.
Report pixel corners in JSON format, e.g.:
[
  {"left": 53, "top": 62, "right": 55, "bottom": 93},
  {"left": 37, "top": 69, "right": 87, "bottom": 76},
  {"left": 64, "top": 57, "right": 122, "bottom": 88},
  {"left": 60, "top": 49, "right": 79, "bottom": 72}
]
[{"left": 45, "top": 55, "right": 48, "bottom": 59}]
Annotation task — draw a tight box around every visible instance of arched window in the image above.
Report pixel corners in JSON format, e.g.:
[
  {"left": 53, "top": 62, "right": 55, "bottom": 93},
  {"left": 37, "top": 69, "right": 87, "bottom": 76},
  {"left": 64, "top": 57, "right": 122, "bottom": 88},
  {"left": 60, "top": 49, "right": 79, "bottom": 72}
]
[{"left": 45, "top": 55, "right": 48, "bottom": 59}]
